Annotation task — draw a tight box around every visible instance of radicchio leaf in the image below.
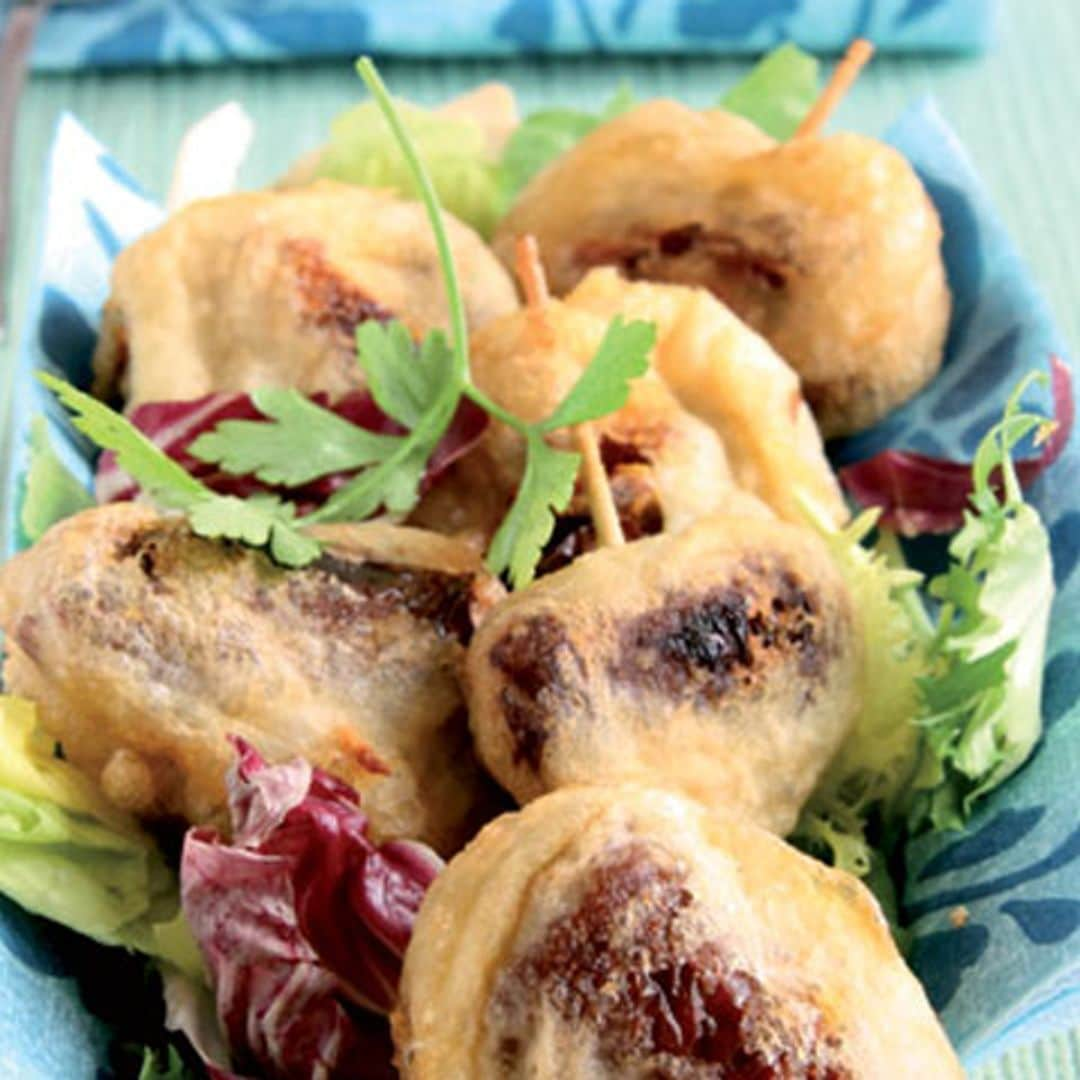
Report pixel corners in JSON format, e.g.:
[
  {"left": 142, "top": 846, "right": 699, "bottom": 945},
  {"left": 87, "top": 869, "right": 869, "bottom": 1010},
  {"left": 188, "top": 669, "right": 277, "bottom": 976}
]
[
  {"left": 180, "top": 739, "right": 442, "bottom": 1080},
  {"left": 96, "top": 390, "right": 487, "bottom": 514},
  {"left": 839, "top": 357, "right": 1073, "bottom": 535}
]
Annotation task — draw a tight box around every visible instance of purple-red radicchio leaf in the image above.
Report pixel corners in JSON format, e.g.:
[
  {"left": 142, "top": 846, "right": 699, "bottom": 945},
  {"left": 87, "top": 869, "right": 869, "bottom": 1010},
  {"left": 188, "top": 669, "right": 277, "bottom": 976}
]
[
  {"left": 180, "top": 738, "right": 442, "bottom": 1080},
  {"left": 839, "top": 356, "right": 1073, "bottom": 535}
]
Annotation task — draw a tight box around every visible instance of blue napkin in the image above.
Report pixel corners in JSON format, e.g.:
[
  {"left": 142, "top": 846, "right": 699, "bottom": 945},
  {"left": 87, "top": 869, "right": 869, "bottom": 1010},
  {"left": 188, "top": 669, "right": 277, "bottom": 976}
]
[
  {"left": 0, "top": 99, "right": 1075, "bottom": 1074},
  {"left": 23, "top": 0, "right": 998, "bottom": 69}
]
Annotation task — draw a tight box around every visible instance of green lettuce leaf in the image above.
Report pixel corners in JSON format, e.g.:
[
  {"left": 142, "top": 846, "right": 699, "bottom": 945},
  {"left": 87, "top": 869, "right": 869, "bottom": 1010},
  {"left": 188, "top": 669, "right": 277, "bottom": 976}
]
[
  {"left": 0, "top": 695, "right": 203, "bottom": 978},
  {"left": 718, "top": 42, "right": 821, "bottom": 139},
  {"left": 138, "top": 1044, "right": 198, "bottom": 1080},
  {"left": 909, "top": 378, "right": 1056, "bottom": 832},
  {"left": 316, "top": 99, "right": 504, "bottom": 238},
  {"left": 499, "top": 84, "right": 634, "bottom": 203},
  {"left": 792, "top": 506, "right": 932, "bottom": 876},
  {"left": 317, "top": 44, "right": 816, "bottom": 233},
  {"left": 18, "top": 417, "right": 94, "bottom": 546}
]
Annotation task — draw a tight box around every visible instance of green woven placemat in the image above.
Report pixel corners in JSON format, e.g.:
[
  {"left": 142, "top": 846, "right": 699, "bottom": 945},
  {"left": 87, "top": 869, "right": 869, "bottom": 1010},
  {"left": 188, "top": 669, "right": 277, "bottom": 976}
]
[{"left": 2, "top": 1, "right": 1078, "bottom": 1076}]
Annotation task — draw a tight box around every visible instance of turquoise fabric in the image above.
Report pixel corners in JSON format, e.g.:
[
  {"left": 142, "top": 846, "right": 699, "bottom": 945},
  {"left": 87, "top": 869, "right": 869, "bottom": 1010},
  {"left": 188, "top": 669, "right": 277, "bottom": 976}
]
[
  {"left": 21, "top": 0, "right": 998, "bottom": 68},
  {"left": 0, "top": 99, "right": 1076, "bottom": 1076}
]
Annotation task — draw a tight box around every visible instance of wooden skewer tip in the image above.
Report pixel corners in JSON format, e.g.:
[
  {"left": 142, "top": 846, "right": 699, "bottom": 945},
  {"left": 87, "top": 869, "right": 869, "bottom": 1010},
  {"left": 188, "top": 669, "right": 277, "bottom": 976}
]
[
  {"left": 794, "top": 38, "right": 875, "bottom": 139},
  {"left": 514, "top": 234, "right": 550, "bottom": 310}
]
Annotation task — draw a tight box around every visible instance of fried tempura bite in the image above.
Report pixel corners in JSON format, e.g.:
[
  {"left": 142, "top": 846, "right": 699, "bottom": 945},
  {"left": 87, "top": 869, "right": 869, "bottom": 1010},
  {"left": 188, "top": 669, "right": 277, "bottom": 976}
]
[
  {"left": 495, "top": 100, "right": 950, "bottom": 436},
  {"left": 395, "top": 786, "right": 963, "bottom": 1079},
  {"left": 0, "top": 503, "right": 504, "bottom": 855},
  {"left": 567, "top": 268, "right": 847, "bottom": 525},
  {"left": 466, "top": 513, "right": 861, "bottom": 836},
  {"left": 93, "top": 180, "right": 518, "bottom": 409}
]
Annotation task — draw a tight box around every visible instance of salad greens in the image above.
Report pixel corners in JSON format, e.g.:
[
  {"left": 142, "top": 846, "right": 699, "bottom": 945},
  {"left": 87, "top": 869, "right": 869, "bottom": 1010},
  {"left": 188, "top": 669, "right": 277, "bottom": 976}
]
[
  {"left": 18, "top": 417, "right": 93, "bottom": 545},
  {"left": 716, "top": 41, "right": 821, "bottom": 139},
  {"left": 909, "top": 374, "right": 1056, "bottom": 831},
  {"left": 0, "top": 695, "right": 202, "bottom": 978},
  {"left": 498, "top": 83, "right": 635, "bottom": 205},
  {"left": 317, "top": 99, "right": 505, "bottom": 238},
  {"left": 792, "top": 507, "right": 931, "bottom": 877},
  {"left": 179, "top": 739, "right": 436, "bottom": 1078},
  {"left": 797, "top": 375, "right": 1058, "bottom": 881},
  {"left": 315, "top": 44, "right": 818, "bottom": 238},
  {"left": 137, "top": 1045, "right": 194, "bottom": 1080}
]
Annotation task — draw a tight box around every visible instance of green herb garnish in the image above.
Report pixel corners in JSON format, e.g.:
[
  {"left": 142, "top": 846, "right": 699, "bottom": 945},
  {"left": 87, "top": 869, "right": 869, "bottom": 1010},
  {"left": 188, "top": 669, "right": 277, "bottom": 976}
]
[
  {"left": 480, "top": 315, "right": 654, "bottom": 588},
  {"left": 38, "top": 374, "right": 321, "bottom": 568}
]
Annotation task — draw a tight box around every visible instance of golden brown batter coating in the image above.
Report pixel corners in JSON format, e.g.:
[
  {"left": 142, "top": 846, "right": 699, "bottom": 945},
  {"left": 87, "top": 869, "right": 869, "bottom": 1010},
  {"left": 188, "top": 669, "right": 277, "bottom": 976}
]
[
  {"left": 0, "top": 503, "right": 503, "bottom": 854},
  {"left": 395, "top": 785, "right": 963, "bottom": 1079},
  {"left": 93, "top": 180, "right": 518, "bottom": 408},
  {"left": 465, "top": 514, "right": 861, "bottom": 836},
  {"left": 495, "top": 101, "right": 950, "bottom": 437},
  {"left": 566, "top": 269, "right": 847, "bottom": 526}
]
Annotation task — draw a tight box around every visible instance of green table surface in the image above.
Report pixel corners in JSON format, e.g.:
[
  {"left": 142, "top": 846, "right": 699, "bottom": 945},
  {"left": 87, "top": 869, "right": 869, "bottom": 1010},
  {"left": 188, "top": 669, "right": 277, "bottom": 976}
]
[{"left": 2, "top": 1, "right": 1080, "bottom": 1078}]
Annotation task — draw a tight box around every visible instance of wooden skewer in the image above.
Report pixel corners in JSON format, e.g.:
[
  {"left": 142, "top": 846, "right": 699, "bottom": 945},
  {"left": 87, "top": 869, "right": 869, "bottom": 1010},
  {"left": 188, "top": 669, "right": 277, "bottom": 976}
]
[
  {"left": 513, "top": 235, "right": 625, "bottom": 548},
  {"left": 514, "top": 234, "right": 555, "bottom": 347},
  {"left": 794, "top": 38, "right": 875, "bottom": 139},
  {"left": 572, "top": 423, "right": 625, "bottom": 548}
]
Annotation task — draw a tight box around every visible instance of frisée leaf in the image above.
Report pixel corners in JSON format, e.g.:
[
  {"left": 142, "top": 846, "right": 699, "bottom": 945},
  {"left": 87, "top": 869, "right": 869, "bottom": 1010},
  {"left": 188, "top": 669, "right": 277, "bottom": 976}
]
[
  {"left": 908, "top": 374, "right": 1056, "bottom": 832},
  {"left": 791, "top": 506, "right": 932, "bottom": 877}
]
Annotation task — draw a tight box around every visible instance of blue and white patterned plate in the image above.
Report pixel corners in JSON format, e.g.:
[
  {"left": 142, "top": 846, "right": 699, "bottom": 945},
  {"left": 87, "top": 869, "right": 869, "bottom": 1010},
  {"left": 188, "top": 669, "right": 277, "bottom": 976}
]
[{"left": 0, "top": 98, "right": 1076, "bottom": 1076}]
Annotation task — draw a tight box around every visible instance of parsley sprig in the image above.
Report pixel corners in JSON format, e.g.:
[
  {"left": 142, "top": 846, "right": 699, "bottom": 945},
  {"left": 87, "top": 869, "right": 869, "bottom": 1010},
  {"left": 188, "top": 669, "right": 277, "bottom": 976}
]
[
  {"left": 42, "top": 57, "right": 654, "bottom": 586},
  {"left": 38, "top": 374, "right": 321, "bottom": 567}
]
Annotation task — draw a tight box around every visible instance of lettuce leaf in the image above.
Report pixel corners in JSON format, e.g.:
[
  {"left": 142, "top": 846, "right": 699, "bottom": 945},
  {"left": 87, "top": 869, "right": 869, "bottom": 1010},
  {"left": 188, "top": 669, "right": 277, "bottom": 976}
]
[
  {"left": 0, "top": 695, "right": 202, "bottom": 978},
  {"left": 791, "top": 507, "right": 932, "bottom": 876},
  {"left": 499, "top": 84, "right": 635, "bottom": 203},
  {"left": 317, "top": 43, "right": 819, "bottom": 234},
  {"left": 909, "top": 376, "right": 1056, "bottom": 832},
  {"left": 316, "top": 98, "right": 504, "bottom": 238},
  {"left": 718, "top": 42, "right": 821, "bottom": 139},
  {"left": 137, "top": 1044, "right": 198, "bottom": 1080},
  {"left": 18, "top": 417, "right": 93, "bottom": 545}
]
